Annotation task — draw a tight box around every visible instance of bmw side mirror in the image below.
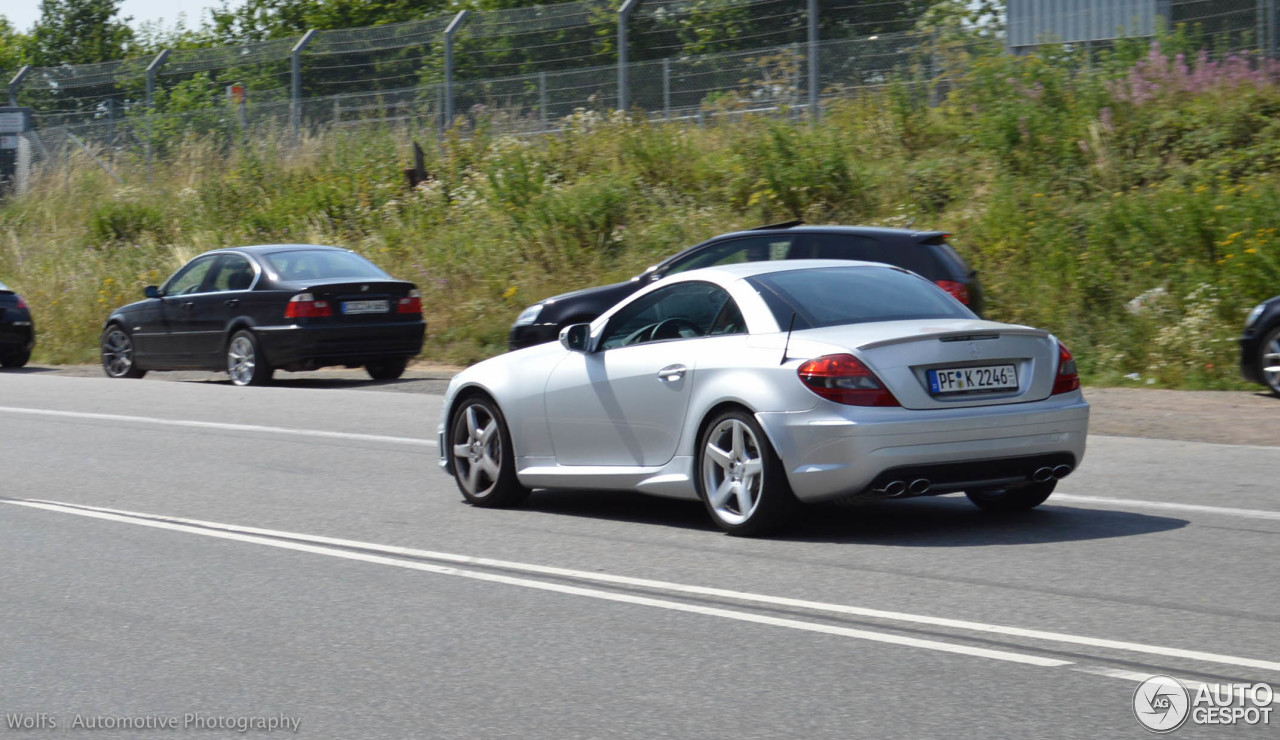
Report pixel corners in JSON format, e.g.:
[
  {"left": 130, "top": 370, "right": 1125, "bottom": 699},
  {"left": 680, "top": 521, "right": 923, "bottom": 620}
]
[
  {"left": 144, "top": 286, "right": 161, "bottom": 299},
  {"left": 559, "top": 323, "right": 591, "bottom": 353}
]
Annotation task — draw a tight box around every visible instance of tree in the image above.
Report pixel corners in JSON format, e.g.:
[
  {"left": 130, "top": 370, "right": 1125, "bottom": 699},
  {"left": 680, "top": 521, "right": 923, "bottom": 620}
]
[
  {"left": 0, "top": 17, "right": 28, "bottom": 75},
  {"left": 27, "top": 0, "right": 135, "bottom": 66}
]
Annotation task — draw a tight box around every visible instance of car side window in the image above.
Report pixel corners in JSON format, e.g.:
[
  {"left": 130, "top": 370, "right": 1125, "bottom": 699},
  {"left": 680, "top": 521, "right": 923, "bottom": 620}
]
[
  {"left": 663, "top": 236, "right": 794, "bottom": 276},
  {"left": 600, "top": 282, "right": 741, "bottom": 350},
  {"left": 163, "top": 256, "right": 218, "bottom": 296},
  {"left": 210, "top": 254, "right": 256, "bottom": 292}
]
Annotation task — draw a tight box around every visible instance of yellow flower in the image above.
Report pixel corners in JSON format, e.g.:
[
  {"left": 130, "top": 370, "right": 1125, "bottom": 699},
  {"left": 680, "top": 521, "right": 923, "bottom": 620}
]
[
  {"left": 1031, "top": 193, "right": 1044, "bottom": 198},
  {"left": 502, "top": 286, "right": 518, "bottom": 299},
  {"left": 1245, "top": 248, "right": 1257, "bottom": 254}
]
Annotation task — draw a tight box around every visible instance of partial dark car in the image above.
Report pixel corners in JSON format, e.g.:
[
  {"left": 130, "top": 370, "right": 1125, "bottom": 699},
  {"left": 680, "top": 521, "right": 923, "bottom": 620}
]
[
  {"left": 0, "top": 279, "right": 35, "bottom": 368},
  {"left": 508, "top": 222, "right": 983, "bottom": 350},
  {"left": 1241, "top": 296, "right": 1280, "bottom": 394},
  {"left": 101, "top": 245, "right": 425, "bottom": 386}
]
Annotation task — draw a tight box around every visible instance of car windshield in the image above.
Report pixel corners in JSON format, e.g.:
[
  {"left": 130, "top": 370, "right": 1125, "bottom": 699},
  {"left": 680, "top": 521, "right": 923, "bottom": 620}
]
[
  {"left": 746, "top": 265, "right": 974, "bottom": 329},
  {"left": 264, "top": 249, "right": 389, "bottom": 281}
]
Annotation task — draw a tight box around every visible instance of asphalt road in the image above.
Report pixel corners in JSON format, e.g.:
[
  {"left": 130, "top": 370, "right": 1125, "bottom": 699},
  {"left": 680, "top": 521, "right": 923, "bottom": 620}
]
[{"left": 1, "top": 373, "right": 1277, "bottom": 738}]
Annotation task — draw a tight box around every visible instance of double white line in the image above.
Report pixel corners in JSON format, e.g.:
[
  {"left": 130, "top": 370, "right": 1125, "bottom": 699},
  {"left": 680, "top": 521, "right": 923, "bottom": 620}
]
[{"left": 4, "top": 496, "right": 1278, "bottom": 699}]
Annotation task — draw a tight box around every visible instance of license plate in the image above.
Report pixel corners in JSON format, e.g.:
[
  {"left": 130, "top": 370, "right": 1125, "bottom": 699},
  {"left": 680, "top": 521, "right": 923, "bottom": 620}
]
[
  {"left": 341, "top": 300, "right": 389, "bottom": 315},
  {"left": 928, "top": 364, "right": 1017, "bottom": 394}
]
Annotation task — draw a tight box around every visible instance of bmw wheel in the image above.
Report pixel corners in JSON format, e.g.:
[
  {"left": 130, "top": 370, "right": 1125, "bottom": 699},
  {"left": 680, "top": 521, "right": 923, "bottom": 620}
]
[
  {"left": 450, "top": 395, "right": 528, "bottom": 507},
  {"left": 366, "top": 358, "right": 408, "bottom": 381},
  {"left": 1, "top": 349, "right": 30, "bottom": 368},
  {"left": 965, "top": 481, "right": 1057, "bottom": 512},
  {"left": 697, "top": 409, "right": 796, "bottom": 536},
  {"left": 227, "top": 330, "right": 274, "bottom": 386},
  {"left": 101, "top": 325, "right": 146, "bottom": 379},
  {"left": 1258, "top": 326, "right": 1280, "bottom": 395}
]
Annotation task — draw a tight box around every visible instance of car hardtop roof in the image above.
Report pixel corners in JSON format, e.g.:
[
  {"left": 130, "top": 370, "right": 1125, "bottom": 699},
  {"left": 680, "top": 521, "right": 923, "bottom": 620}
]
[
  {"left": 674, "top": 258, "right": 905, "bottom": 282},
  {"left": 205, "top": 244, "right": 350, "bottom": 256},
  {"left": 656, "top": 225, "right": 950, "bottom": 268}
]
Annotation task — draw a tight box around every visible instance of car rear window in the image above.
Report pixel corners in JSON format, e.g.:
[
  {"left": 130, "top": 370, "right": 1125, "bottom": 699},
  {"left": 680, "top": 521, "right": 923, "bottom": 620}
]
[
  {"left": 788, "top": 233, "right": 941, "bottom": 277},
  {"left": 265, "top": 250, "right": 389, "bottom": 281},
  {"left": 746, "top": 265, "right": 974, "bottom": 329}
]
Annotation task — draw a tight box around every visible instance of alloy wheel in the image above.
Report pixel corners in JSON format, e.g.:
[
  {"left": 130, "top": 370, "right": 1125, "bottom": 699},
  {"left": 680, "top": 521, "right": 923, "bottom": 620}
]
[
  {"left": 1264, "top": 330, "right": 1280, "bottom": 393},
  {"left": 102, "top": 328, "right": 136, "bottom": 377},
  {"left": 702, "top": 418, "right": 765, "bottom": 526},
  {"left": 452, "top": 403, "right": 503, "bottom": 498},
  {"left": 227, "top": 335, "right": 257, "bottom": 386}
]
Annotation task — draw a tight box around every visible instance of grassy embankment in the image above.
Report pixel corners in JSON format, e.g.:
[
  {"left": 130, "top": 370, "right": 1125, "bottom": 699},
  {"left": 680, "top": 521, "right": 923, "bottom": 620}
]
[{"left": 2, "top": 34, "right": 1279, "bottom": 388}]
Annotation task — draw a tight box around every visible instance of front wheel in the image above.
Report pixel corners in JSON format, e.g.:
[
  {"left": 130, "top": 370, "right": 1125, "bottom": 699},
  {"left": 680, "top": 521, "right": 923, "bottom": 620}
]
[
  {"left": 449, "top": 396, "right": 528, "bottom": 508},
  {"left": 101, "top": 326, "right": 146, "bottom": 379},
  {"left": 697, "top": 409, "right": 796, "bottom": 536},
  {"left": 1257, "top": 325, "right": 1280, "bottom": 395},
  {"left": 366, "top": 358, "right": 408, "bottom": 381},
  {"left": 226, "top": 331, "right": 274, "bottom": 386},
  {"left": 965, "top": 481, "right": 1057, "bottom": 512}
]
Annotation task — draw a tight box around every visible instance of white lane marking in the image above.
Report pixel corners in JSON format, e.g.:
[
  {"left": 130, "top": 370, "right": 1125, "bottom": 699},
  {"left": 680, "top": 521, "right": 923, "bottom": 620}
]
[
  {"left": 8, "top": 498, "right": 1280, "bottom": 676},
  {"left": 0, "top": 406, "right": 434, "bottom": 447},
  {"left": 1054, "top": 494, "right": 1280, "bottom": 522},
  {"left": 1075, "top": 666, "right": 1280, "bottom": 705},
  {"left": 0, "top": 498, "right": 1066, "bottom": 668},
  {"left": 1091, "top": 433, "right": 1280, "bottom": 453}
]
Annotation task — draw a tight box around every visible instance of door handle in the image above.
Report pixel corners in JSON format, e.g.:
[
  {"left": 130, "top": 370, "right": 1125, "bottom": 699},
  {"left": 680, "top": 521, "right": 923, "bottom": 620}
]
[
  {"left": 657, "top": 364, "right": 687, "bottom": 382},
  {"left": 224, "top": 299, "right": 240, "bottom": 307},
  {"left": 181, "top": 301, "right": 194, "bottom": 310}
]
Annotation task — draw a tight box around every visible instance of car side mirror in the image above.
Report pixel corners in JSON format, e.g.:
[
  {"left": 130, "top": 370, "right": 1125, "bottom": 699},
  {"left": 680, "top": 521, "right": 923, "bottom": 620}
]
[
  {"left": 144, "top": 285, "right": 161, "bottom": 299},
  {"left": 559, "top": 323, "right": 591, "bottom": 353}
]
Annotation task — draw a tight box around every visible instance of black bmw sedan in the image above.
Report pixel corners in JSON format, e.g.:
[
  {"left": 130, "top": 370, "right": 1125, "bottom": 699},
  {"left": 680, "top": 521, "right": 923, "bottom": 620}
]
[
  {"left": 101, "top": 245, "right": 425, "bottom": 386},
  {"left": 0, "top": 279, "right": 35, "bottom": 368}
]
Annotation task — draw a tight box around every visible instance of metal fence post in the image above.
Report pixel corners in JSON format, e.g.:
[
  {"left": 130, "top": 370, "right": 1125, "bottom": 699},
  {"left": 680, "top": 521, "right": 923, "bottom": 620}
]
[
  {"left": 662, "top": 57, "right": 670, "bottom": 119},
  {"left": 1269, "top": 0, "right": 1278, "bottom": 58},
  {"left": 539, "top": 71, "right": 548, "bottom": 128},
  {"left": 807, "top": 0, "right": 819, "bottom": 121},
  {"left": 618, "top": 0, "right": 641, "bottom": 112},
  {"left": 145, "top": 49, "right": 170, "bottom": 183},
  {"left": 444, "top": 10, "right": 470, "bottom": 129},
  {"left": 291, "top": 30, "right": 317, "bottom": 141},
  {"left": 8, "top": 66, "right": 29, "bottom": 107}
]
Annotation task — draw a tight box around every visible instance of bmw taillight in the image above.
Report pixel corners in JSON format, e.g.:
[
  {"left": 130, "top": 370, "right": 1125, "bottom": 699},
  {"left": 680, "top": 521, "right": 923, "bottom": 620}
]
[
  {"left": 15, "top": 295, "right": 28, "bottom": 309},
  {"left": 397, "top": 289, "right": 422, "bottom": 314},
  {"left": 797, "top": 354, "right": 900, "bottom": 407},
  {"left": 1051, "top": 342, "right": 1080, "bottom": 395},
  {"left": 935, "top": 280, "right": 971, "bottom": 305},
  {"left": 284, "top": 292, "right": 331, "bottom": 319}
]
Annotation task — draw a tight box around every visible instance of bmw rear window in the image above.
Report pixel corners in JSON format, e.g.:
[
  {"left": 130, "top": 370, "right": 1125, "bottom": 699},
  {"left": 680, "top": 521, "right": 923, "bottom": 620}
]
[
  {"left": 747, "top": 265, "right": 974, "bottom": 329},
  {"left": 265, "top": 250, "right": 389, "bottom": 281}
]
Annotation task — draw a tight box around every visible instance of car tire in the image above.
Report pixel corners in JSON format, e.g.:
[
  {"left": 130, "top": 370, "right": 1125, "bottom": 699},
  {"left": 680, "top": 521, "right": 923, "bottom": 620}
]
[
  {"left": 1257, "top": 325, "right": 1280, "bottom": 395},
  {"left": 101, "top": 325, "right": 147, "bottom": 379},
  {"left": 366, "top": 358, "right": 408, "bottom": 381},
  {"left": 1, "top": 349, "right": 30, "bottom": 368},
  {"left": 696, "top": 409, "right": 796, "bottom": 536},
  {"left": 226, "top": 330, "right": 274, "bottom": 386},
  {"left": 965, "top": 481, "right": 1057, "bottom": 512},
  {"left": 449, "top": 395, "right": 529, "bottom": 508}
]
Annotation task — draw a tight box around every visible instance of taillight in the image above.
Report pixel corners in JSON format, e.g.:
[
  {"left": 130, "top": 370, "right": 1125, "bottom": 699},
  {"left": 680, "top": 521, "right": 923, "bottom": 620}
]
[
  {"left": 797, "top": 354, "right": 900, "bottom": 407},
  {"left": 397, "top": 289, "right": 422, "bottom": 314},
  {"left": 1052, "top": 342, "right": 1080, "bottom": 395},
  {"left": 935, "top": 280, "right": 970, "bottom": 305},
  {"left": 15, "top": 295, "right": 28, "bottom": 309},
  {"left": 284, "top": 292, "right": 331, "bottom": 319}
]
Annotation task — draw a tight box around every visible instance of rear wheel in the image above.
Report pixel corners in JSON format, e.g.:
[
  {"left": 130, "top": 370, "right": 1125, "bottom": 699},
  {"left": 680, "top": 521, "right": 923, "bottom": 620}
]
[
  {"left": 450, "top": 396, "right": 528, "bottom": 508},
  {"left": 366, "top": 358, "right": 408, "bottom": 381},
  {"left": 227, "top": 330, "right": 273, "bottom": 386},
  {"left": 697, "top": 409, "right": 796, "bottom": 536},
  {"left": 1257, "top": 326, "right": 1280, "bottom": 395},
  {"left": 965, "top": 481, "right": 1057, "bottom": 512},
  {"left": 1, "top": 349, "right": 30, "bottom": 368},
  {"left": 101, "top": 325, "right": 146, "bottom": 379}
]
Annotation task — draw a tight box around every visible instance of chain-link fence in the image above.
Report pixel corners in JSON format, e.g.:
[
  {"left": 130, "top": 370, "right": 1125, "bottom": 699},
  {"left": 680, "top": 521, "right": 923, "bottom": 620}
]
[{"left": 2, "top": 0, "right": 1276, "bottom": 190}]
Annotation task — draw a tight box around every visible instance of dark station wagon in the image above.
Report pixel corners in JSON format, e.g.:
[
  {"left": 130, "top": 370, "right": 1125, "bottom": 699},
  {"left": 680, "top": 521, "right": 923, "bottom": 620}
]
[{"left": 509, "top": 223, "right": 983, "bottom": 350}]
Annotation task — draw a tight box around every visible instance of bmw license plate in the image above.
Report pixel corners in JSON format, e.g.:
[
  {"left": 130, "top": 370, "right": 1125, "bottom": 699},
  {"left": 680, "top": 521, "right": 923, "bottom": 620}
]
[
  {"left": 928, "top": 364, "right": 1017, "bottom": 394},
  {"left": 341, "top": 299, "right": 389, "bottom": 315}
]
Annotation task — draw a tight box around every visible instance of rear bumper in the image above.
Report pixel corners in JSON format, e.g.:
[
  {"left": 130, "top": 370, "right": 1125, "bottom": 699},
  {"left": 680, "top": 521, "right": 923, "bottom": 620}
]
[
  {"left": 0, "top": 320, "right": 35, "bottom": 354},
  {"left": 756, "top": 392, "right": 1090, "bottom": 502},
  {"left": 255, "top": 320, "right": 425, "bottom": 369}
]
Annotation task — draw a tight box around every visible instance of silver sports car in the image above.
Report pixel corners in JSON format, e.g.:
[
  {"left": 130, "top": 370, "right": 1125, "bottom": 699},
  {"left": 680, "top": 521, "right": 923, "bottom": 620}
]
[{"left": 438, "top": 260, "right": 1089, "bottom": 536}]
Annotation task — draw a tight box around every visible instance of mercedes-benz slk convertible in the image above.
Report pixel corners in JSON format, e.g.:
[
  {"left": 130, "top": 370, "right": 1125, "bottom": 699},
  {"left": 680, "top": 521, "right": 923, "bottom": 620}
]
[{"left": 439, "top": 260, "right": 1089, "bottom": 536}]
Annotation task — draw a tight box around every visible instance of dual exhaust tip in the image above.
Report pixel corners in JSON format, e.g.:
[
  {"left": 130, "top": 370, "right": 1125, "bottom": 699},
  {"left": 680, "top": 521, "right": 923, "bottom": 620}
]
[
  {"left": 1033, "top": 465, "right": 1073, "bottom": 483},
  {"left": 875, "top": 479, "right": 931, "bottom": 497}
]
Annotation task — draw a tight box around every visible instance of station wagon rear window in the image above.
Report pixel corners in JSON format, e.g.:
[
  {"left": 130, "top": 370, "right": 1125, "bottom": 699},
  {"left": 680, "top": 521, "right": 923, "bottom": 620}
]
[{"left": 747, "top": 265, "right": 973, "bottom": 329}]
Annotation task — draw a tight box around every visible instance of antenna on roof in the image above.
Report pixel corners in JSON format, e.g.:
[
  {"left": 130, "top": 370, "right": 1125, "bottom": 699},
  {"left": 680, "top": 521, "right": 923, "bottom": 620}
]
[{"left": 780, "top": 312, "right": 797, "bottom": 366}]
